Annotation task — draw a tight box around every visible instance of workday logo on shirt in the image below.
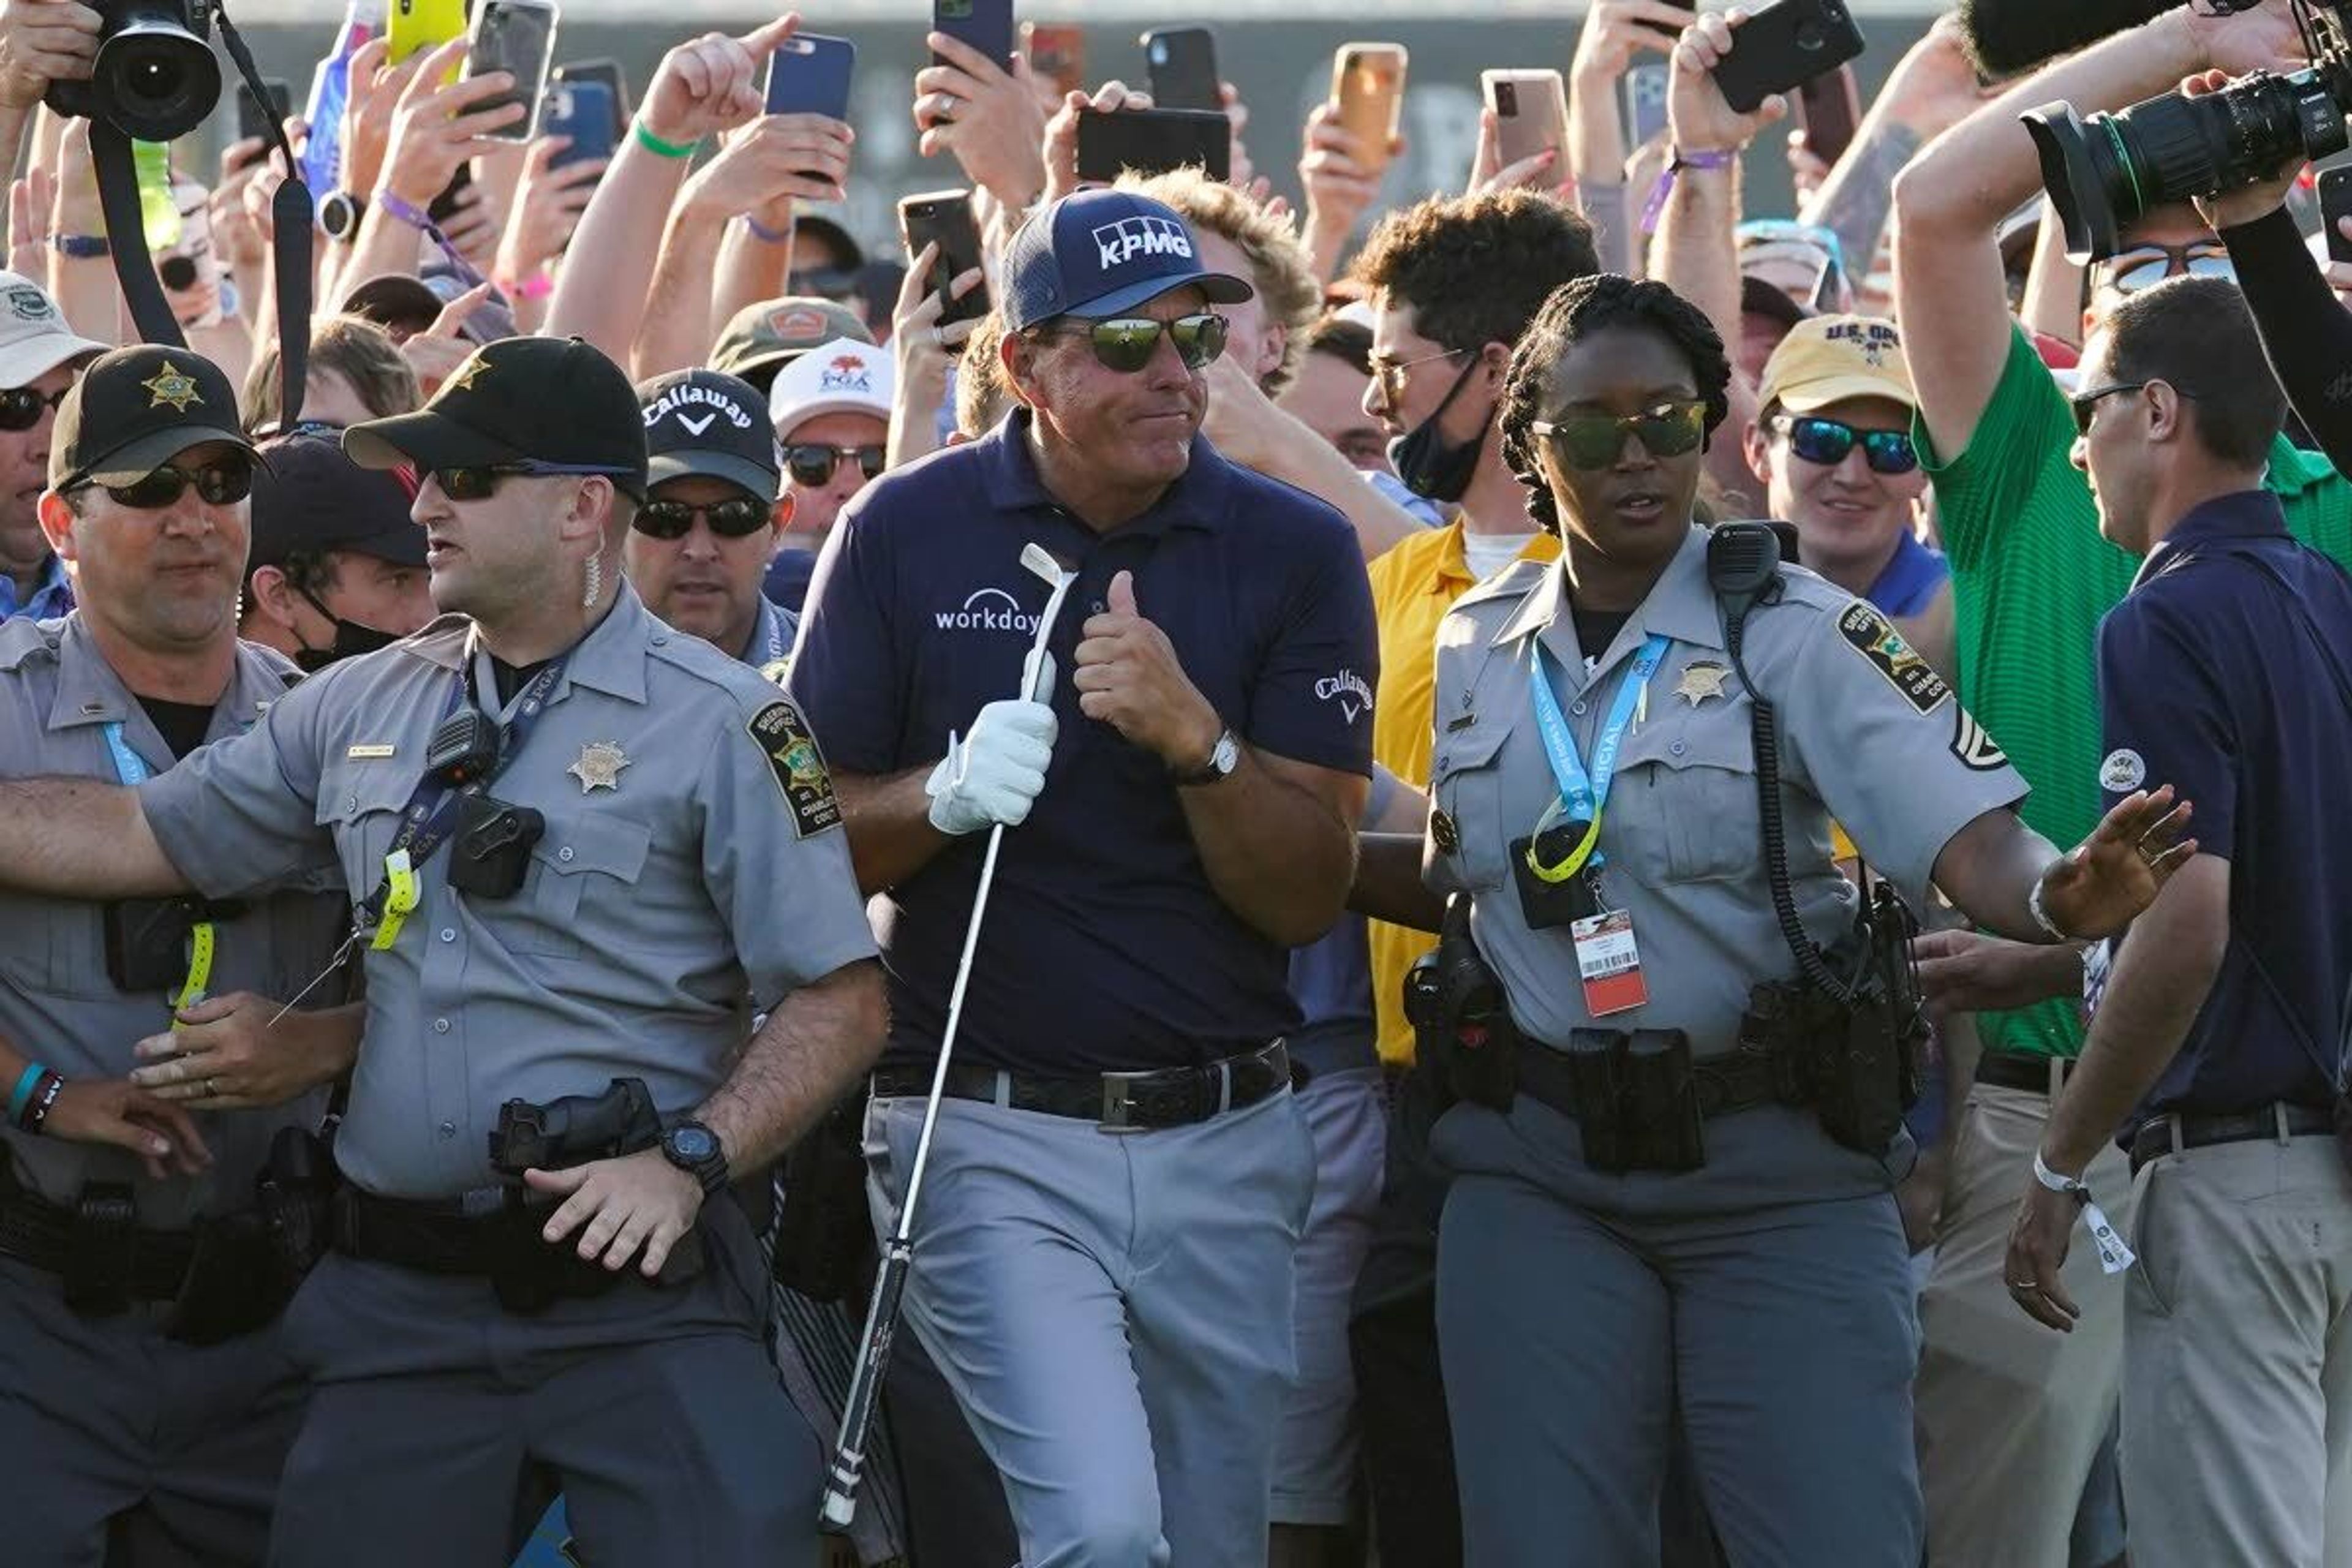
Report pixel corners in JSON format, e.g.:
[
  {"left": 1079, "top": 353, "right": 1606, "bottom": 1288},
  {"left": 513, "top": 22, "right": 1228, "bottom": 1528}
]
[{"left": 935, "top": 587, "right": 1041, "bottom": 636}]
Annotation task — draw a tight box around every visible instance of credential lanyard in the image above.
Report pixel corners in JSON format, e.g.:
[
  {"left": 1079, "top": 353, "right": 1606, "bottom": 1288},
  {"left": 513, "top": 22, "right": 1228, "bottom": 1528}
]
[
  {"left": 101, "top": 722, "right": 213, "bottom": 1020},
  {"left": 1526, "top": 634, "right": 1669, "bottom": 884},
  {"left": 357, "top": 650, "right": 570, "bottom": 950}
]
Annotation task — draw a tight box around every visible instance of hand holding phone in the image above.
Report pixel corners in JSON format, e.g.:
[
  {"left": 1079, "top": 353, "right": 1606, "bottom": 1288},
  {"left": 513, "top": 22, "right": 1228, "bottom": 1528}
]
[
  {"left": 1331, "top": 43, "right": 1406, "bottom": 175},
  {"left": 1709, "top": 0, "right": 1866, "bottom": 116},
  {"left": 900, "top": 189, "right": 990, "bottom": 328},
  {"left": 1142, "top": 28, "right": 1220, "bottom": 112},
  {"left": 933, "top": 0, "right": 1014, "bottom": 70},
  {"left": 2320, "top": 166, "right": 2352, "bottom": 266},
  {"left": 1483, "top": 70, "right": 1569, "bottom": 176},
  {"left": 765, "top": 33, "right": 857, "bottom": 122},
  {"left": 1792, "top": 62, "right": 1862, "bottom": 166},
  {"left": 465, "top": 0, "right": 560, "bottom": 143},
  {"left": 543, "top": 81, "right": 616, "bottom": 170}
]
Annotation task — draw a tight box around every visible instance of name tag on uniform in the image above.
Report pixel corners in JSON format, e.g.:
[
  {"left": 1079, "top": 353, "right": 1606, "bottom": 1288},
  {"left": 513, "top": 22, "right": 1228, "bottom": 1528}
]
[
  {"left": 346, "top": 743, "right": 397, "bottom": 760},
  {"left": 1572, "top": 908, "right": 1648, "bottom": 1017}
]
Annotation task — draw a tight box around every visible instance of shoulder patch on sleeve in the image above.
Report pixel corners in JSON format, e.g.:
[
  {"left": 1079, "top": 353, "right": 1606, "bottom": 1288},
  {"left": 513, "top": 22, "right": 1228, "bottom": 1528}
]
[
  {"left": 747, "top": 699, "right": 840, "bottom": 837},
  {"left": 1953, "top": 708, "right": 2008, "bottom": 771},
  {"left": 1836, "top": 601, "right": 1950, "bottom": 715},
  {"left": 2098, "top": 747, "right": 2146, "bottom": 792}
]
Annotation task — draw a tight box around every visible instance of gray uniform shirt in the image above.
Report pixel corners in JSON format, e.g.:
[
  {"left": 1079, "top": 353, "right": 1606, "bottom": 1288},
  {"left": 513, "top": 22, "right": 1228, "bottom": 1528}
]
[
  {"left": 0, "top": 615, "right": 344, "bottom": 1225},
  {"left": 138, "top": 585, "right": 877, "bottom": 1200},
  {"left": 1427, "top": 528, "right": 2027, "bottom": 1202}
]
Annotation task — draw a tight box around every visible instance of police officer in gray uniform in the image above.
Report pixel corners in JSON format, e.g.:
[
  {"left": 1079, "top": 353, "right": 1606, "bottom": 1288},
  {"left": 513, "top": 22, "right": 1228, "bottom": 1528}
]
[
  {"left": 0, "top": 335, "right": 887, "bottom": 1568},
  {"left": 1352, "top": 276, "right": 2193, "bottom": 1567},
  {"left": 0, "top": 346, "right": 352, "bottom": 1562}
]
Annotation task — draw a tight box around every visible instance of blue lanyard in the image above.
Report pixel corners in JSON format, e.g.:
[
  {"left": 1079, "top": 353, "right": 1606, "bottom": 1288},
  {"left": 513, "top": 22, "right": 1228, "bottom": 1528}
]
[
  {"left": 1526, "top": 634, "right": 1668, "bottom": 878},
  {"left": 100, "top": 720, "right": 153, "bottom": 785}
]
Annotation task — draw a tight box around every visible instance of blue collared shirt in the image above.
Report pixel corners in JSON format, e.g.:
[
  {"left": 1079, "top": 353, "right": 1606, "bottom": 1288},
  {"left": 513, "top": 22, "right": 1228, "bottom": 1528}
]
[
  {"left": 790, "top": 409, "right": 1379, "bottom": 1076},
  {"left": 1864, "top": 530, "right": 1948, "bottom": 619},
  {"left": 0, "top": 554, "right": 73, "bottom": 622},
  {"left": 2097, "top": 490, "right": 2352, "bottom": 1132}
]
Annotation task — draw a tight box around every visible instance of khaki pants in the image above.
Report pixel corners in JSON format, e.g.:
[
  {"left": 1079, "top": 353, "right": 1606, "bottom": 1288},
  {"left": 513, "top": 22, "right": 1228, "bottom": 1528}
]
[
  {"left": 2122, "top": 1130, "right": 2352, "bottom": 1568},
  {"left": 1917, "top": 1082, "right": 2135, "bottom": 1568}
]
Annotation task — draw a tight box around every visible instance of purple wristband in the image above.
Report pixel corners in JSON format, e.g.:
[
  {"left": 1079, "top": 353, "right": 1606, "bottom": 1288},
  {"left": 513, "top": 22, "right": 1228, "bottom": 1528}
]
[
  {"left": 1640, "top": 147, "right": 1738, "bottom": 235},
  {"left": 744, "top": 216, "right": 790, "bottom": 244},
  {"left": 372, "top": 187, "right": 486, "bottom": 287}
]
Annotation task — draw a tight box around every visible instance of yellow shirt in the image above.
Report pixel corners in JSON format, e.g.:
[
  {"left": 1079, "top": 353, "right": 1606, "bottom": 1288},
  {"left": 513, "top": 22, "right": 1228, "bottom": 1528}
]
[{"left": 1367, "top": 520, "right": 1561, "bottom": 1066}]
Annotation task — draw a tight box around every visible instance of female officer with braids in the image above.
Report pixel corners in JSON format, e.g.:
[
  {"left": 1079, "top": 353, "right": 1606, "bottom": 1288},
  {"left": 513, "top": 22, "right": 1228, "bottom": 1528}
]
[{"left": 1351, "top": 274, "right": 2195, "bottom": 1567}]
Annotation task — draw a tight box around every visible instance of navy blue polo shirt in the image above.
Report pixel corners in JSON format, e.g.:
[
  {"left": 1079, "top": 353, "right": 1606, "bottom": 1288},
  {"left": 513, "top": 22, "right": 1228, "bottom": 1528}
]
[
  {"left": 788, "top": 408, "right": 1379, "bottom": 1077},
  {"left": 2096, "top": 490, "right": 2352, "bottom": 1134}
]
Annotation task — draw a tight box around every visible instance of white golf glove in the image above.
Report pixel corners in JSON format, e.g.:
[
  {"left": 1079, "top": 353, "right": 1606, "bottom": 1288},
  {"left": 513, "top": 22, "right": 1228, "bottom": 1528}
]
[{"left": 925, "top": 656, "right": 1058, "bottom": 835}]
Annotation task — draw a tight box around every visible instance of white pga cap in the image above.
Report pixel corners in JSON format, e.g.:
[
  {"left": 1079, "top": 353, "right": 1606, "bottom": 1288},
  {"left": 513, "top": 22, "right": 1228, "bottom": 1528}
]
[
  {"left": 0, "top": 272, "right": 107, "bottom": 389},
  {"left": 768, "top": 336, "right": 895, "bottom": 439}
]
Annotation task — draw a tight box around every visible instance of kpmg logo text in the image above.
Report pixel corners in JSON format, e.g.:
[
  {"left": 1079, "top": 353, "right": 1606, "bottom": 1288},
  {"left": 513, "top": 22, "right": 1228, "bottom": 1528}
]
[
  {"left": 936, "top": 587, "right": 1039, "bottom": 635},
  {"left": 1091, "top": 215, "right": 1194, "bottom": 271}
]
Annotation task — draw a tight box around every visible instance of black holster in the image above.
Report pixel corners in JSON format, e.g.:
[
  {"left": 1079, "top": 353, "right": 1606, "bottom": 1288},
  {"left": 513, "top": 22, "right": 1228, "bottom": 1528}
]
[
  {"left": 1562, "top": 1029, "right": 1705, "bottom": 1173},
  {"left": 254, "top": 1126, "right": 339, "bottom": 1300},
  {"left": 162, "top": 1210, "right": 283, "bottom": 1346},
  {"left": 61, "top": 1182, "right": 137, "bottom": 1316},
  {"left": 1404, "top": 897, "right": 1520, "bottom": 1113},
  {"left": 770, "top": 1095, "right": 870, "bottom": 1303}
]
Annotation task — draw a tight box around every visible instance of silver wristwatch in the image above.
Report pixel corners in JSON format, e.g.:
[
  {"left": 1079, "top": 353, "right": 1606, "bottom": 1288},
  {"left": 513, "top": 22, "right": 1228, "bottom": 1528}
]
[{"left": 1172, "top": 727, "right": 1240, "bottom": 786}]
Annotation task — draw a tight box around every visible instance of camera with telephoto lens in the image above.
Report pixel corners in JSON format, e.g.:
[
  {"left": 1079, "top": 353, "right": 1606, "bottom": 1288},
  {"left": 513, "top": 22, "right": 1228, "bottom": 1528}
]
[
  {"left": 2023, "top": 0, "right": 2351, "bottom": 260},
  {"left": 44, "top": 0, "right": 222, "bottom": 143}
]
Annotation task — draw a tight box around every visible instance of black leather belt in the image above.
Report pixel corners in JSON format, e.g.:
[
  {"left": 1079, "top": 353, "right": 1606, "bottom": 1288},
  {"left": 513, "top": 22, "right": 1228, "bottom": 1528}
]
[
  {"left": 870, "top": 1039, "right": 1292, "bottom": 1131},
  {"left": 0, "top": 1189, "right": 198, "bottom": 1300},
  {"left": 1975, "top": 1048, "right": 2073, "bottom": 1096},
  {"left": 1517, "top": 1042, "right": 1782, "bottom": 1123},
  {"left": 332, "top": 1188, "right": 537, "bottom": 1278},
  {"left": 2128, "top": 1103, "right": 2337, "bottom": 1175}
]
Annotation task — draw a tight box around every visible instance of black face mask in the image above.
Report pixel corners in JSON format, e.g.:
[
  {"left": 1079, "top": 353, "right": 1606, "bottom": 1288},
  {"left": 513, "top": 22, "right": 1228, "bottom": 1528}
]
[
  {"left": 1389, "top": 353, "right": 1492, "bottom": 504},
  {"left": 292, "top": 587, "right": 400, "bottom": 673}
]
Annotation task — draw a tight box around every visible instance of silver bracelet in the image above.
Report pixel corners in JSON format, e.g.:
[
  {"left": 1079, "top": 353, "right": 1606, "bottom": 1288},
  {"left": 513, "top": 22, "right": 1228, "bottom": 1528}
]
[{"left": 2027, "top": 868, "right": 2071, "bottom": 942}]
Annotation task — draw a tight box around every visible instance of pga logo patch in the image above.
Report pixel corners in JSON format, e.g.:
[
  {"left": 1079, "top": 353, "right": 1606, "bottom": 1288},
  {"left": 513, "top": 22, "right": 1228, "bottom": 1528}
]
[
  {"left": 818, "top": 353, "right": 875, "bottom": 395},
  {"left": 1091, "top": 215, "right": 1194, "bottom": 272}
]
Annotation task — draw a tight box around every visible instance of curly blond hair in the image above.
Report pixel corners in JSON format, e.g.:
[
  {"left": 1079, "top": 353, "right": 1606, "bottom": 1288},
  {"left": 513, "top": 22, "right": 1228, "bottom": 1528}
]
[{"left": 1115, "top": 168, "right": 1321, "bottom": 395}]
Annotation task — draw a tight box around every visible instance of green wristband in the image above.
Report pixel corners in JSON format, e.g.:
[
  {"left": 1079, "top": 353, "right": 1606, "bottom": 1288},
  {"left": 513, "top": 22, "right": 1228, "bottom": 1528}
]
[{"left": 632, "top": 120, "right": 699, "bottom": 160}]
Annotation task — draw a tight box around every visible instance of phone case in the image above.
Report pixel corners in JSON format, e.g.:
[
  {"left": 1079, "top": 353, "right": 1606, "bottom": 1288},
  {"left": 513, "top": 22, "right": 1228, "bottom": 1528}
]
[
  {"left": 466, "top": 0, "right": 559, "bottom": 143},
  {"left": 900, "top": 190, "right": 990, "bottom": 328},
  {"left": 765, "top": 34, "right": 857, "bottom": 121},
  {"left": 934, "top": 0, "right": 1014, "bottom": 68},
  {"left": 2323, "top": 169, "right": 2352, "bottom": 265},
  {"left": 1711, "top": 0, "right": 1866, "bottom": 116},
  {"left": 544, "top": 81, "right": 615, "bottom": 168},
  {"left": 1483, "top": 70, "right": 1568, "bottom": 172},
  {"left": 1332, "top": 43, "right": 1406, "bottom": 168},
  {"left": 1795, "top": 64, "right": 1862, "bottom": 165},
  {"left": 1142, "top": 28, "right": 1220, "bottom": 112},
  {"left": 388, "top": 0, "right": 466, "bottom": 65}
]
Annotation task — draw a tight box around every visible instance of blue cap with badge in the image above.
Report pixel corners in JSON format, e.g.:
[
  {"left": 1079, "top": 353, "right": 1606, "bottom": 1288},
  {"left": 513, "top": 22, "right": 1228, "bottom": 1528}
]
[{"left": 1000, "top": 189, "right": 1253, "bottom": 333}]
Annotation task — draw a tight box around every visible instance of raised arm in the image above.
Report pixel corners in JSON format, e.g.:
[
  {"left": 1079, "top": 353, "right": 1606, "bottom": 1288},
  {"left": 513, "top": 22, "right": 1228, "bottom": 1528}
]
[{"left": 0, "top": 775, "right": 185, "bottom": 897}]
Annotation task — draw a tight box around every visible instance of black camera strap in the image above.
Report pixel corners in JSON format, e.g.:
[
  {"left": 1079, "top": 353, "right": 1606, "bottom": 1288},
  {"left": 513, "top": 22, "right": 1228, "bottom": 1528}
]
[{"left": 87, "top": 0, "right": 312, "bottom": 426}]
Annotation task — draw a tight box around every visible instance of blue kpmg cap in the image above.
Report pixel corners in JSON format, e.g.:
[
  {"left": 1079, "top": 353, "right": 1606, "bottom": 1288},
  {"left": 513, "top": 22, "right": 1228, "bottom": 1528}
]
[{"left": 1001, "top": 189, "right": 1253, "bottom": 332}]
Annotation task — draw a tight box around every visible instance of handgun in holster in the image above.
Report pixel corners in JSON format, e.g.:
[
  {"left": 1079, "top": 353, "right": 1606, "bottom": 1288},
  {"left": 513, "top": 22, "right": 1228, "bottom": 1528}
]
[
  {"left": 254, "top": 1125, "right": 340, "bottom": 1299},
  {"left": 485, "top": 1078, "right": 701, "bottom": 1312},
  {"left": 1403, "top": 897, "right": 1519, "bottom": 1113}
]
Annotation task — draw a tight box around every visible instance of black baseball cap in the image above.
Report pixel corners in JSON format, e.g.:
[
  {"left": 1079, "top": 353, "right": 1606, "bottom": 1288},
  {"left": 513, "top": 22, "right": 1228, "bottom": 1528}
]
[
  {"left": 638, "top": 369, "right": 781, "bottom": 503},
  {"left": 50, "top": 345, "right": 256, "bottom": 489},
  {"left": 247, "top": 430, "right": 426, "bottom": 575},
  {"left": 343, "top": 336, "right": 649, "bottom": 500}
]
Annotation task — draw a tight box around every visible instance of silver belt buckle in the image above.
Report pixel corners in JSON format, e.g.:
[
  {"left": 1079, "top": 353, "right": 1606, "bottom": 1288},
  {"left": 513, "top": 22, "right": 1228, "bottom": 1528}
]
[{"left": 1098, "top": 1071, "right": 1152, "bottom": 1134}]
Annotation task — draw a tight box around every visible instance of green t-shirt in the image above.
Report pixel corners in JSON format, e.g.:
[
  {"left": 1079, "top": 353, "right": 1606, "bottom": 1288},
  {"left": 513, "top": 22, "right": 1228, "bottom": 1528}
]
[{"left": 1915, "top": 322, "right": 2352, "bottom": 1058}]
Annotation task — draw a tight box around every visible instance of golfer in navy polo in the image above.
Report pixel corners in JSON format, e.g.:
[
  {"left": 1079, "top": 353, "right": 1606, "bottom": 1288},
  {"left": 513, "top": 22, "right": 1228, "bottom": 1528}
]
[{"left": 789, "top": 189, "right": 1379, "bottom": 1564}]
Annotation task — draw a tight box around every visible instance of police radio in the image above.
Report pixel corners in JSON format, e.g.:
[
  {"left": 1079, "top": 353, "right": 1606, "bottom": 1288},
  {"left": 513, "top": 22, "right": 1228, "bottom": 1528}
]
[{"left": 426, "top": 707, "right": 501, "bottom": 786}]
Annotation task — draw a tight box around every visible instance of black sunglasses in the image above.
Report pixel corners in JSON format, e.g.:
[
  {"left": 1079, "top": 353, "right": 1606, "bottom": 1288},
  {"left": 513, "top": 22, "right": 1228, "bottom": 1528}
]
[
  {"left": 634, "top": 495, "right": 772, "bottom": 540},
  {"left": 0, "top": 384, "right": 69, "bottom": 432},
  {"left": 2070, "top": 380, "right": 2161, "bottom": 437},
  {"left": 79, "top": 453, "right": 256, "bottom": 510},
  {"left": 788, "top": 266, "right": 862, "bottom": 301},
  {"left": 783, "top": 444, "right": 886, "bottom": 488},
  {"left": 427, "top": 461, "right": 634, "bottom": 501},
  {"left": 1042, "top": 313, "right": 1228, "bottom": 374},
  {"left": 1773, "top": 414, "right": 1918, "bottom": 475},
  {"left": 1529, "top": 401, "right": 1708, "bottom": 470}
]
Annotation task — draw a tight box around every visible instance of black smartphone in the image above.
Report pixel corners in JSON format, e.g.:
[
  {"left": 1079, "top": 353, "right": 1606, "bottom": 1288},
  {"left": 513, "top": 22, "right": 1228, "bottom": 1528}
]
[
  {"left": 236, "top": 77, "right": 289, "bottom": 145},
  {"left": 2321, "top": 167, "right": 2352, "bottom": 265},
  {"left": 465, "top": 0, "right": 560, "bottom": 143},
  {"left": 1793, "top": 61, "right": 1863, "bottom": 166},
  {"left": 934, "top": 0, "right": 1015, "bottom": 69},
  {"left": 554, "top": 57, "right": 630, "bottom": 137},
  {"left": 1140, "top": 27, "right": 1219, "bottom": 112},
  {"left": 1074, "top": 106, "right": 1231, "bottom": 183},
  {"left": 765, "top": 32, "right": 857, "bottom": 121},
  {"left": 1711, "top": 0, "right": 1866, "bottom": 116},
  {"left": 900, "top": 188, "right": 990, "bottom": 328}
]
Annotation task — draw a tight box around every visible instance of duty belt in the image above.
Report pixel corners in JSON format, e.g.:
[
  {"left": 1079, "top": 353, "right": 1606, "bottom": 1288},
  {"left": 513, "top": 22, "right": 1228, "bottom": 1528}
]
[
  {"left": 870, "top": 1039, "right": 1293, "bottom": 1133},
  {"left": 331, "top": 1187, "right": 707, "bottom": 1311},
  {"left": 1516, "top": 1041, "right": 1783, "bottom": 1124},
  {"left": 0, "top": 1184, "right": 195, "bottom": 1300},
  {"left": 2128, "top": 1102, "right": 2335, "bottom": 1175}
]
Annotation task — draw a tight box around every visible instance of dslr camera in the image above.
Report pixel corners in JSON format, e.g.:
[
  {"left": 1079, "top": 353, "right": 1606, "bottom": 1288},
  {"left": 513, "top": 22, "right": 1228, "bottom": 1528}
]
[
  {"left": 2024, "top": 0, "right": 2351, "bottom": 260},
  {"left": 45, "top": 0, "right": 222, "bottom": 143}
]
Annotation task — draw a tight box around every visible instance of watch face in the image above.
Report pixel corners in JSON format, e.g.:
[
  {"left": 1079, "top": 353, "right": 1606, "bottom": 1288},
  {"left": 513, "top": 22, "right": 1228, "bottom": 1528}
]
[{"left": 669, "top": 1125, "right": 718, "bottom": 1161}]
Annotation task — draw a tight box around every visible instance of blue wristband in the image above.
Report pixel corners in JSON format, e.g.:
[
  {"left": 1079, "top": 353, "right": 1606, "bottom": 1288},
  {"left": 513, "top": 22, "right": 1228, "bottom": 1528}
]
[
  {"left": 8, "top": 1062, "right": 46, "bottom": 1123},
  {"left": 744, "top": 216, "right": 790, "bottom": 244}
]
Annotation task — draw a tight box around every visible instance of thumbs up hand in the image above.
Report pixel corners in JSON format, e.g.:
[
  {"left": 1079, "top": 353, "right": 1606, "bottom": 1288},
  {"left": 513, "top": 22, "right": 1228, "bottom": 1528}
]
[{"left": 1072, "top": 570, "right": 1226, "bottom": 771}]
